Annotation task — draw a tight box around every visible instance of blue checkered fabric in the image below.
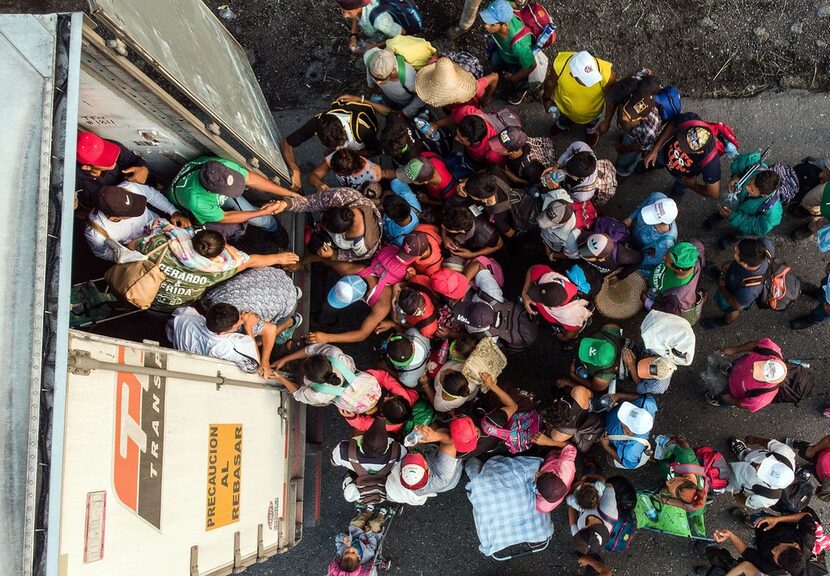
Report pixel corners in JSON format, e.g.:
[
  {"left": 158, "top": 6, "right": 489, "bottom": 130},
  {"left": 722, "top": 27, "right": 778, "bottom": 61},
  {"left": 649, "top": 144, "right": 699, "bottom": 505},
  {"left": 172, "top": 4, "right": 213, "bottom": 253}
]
[{"left": 464, "top": 456, "right": 555, "bottom": 556}]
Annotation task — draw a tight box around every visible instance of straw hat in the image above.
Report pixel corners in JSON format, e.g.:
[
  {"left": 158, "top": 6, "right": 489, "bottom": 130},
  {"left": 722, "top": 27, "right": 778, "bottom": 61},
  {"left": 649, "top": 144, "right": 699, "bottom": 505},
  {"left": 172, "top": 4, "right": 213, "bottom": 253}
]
[
  {"left": 415, "top": 58, "right": 478, "bottom": 108},
  {"left": 594, "top": 273, "right": 646, "bottom": 320}
]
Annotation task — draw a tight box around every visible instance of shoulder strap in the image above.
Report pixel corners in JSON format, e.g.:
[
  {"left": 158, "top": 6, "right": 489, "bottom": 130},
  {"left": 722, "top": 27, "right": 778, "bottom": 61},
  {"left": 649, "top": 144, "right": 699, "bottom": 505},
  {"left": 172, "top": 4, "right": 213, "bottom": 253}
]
[
  {"left": 510, "top": 25, "right": 532, "bottom": 46},
  {"left": 744, "top": 384, "right": 780, "bottom": 398},
  {"left": 753, "top": 346, "right": 784, "bottom": 361},
  {"left": 396, "top": 53, "right": 409, "bottom": 89},
  {"left": 327, "top": 355, "right": 357, "bottom": 385},
  {"left": 555, "top": 53, "right": 575, "bottom": 77},
  {"left": 607, "top": 435, "right": 651, "bottom": 447},
  {"left": 347, "top": 439, "right": 370, "bottom": 477},
  {"left": 750, "top": 483, "right": 782, "bottom": 499},
  {"left": 86, "top": 219, "right": 110, "bottom": 240}
]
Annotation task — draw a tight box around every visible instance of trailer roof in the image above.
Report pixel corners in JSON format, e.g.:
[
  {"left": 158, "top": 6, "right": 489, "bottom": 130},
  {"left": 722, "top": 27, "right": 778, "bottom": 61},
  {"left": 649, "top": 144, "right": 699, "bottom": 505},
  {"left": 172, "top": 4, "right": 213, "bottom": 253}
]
[{"left": 87, "top": 0, "right": 289, "bottom": 180}]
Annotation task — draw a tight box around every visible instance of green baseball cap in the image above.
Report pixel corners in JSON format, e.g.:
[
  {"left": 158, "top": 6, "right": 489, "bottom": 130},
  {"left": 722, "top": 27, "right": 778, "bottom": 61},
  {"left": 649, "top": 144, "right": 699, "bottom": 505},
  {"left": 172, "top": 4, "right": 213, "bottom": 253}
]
[
  {"left": 669, "top": 242, "right": 699, "bottom": 269},
  {"left": 396, "top": 157, "right": 434, "bottom": 184},
  {"left": 578, "top": 337, "right": 616, "bottom": 368}
]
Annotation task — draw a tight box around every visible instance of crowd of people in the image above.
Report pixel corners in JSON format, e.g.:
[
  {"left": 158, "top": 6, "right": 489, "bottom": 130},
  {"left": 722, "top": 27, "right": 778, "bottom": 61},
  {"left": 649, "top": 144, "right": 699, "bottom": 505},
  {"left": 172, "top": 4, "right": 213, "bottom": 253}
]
[{"left": 74, "top": 0, "right": 830, "bottom": 575}]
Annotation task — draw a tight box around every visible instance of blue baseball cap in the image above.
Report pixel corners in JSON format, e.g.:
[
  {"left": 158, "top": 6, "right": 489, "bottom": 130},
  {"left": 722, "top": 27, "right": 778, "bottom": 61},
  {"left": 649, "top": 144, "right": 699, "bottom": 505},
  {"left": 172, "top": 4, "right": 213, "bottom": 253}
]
[
  {"left": 479, "top": 0, "right": 514, "bottom": 24},
  {"left": 327, "top": 275, "right": 368, "bottom": 309}
]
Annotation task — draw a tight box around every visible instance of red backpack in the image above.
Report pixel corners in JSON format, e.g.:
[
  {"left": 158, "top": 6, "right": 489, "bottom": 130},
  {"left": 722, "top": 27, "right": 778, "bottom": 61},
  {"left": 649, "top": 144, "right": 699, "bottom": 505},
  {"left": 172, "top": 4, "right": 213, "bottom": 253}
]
[
  {"left": 677, "top": 119, "right": 740, "bottom": 169},
  {"left": 693, "top": 446, "right": 732, "bottom": 492},
  {"left": 512, "top": 2, "right": 557, "bottom": 50},
  {"left": 572, "top": 200, "right": 597, "bottom": 230}
]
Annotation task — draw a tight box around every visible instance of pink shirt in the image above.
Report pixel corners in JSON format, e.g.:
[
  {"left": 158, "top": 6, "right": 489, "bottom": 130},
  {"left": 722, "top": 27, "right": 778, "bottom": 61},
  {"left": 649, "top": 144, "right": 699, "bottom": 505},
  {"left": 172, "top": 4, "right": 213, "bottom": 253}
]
[
  {"left": 452, "top": 105, "right": 506, "bottom": 167},
  {"left": 535, "top": 444, "right": 577, "bottom": 512},
  {"left": 727, "top": 338, "right": 783, "bottom": 413},
  {"left": 816, "top": 449, "right": 830, "bottom": 481},
  {"left": 529, "top": 264, "right": 579, "bottom": 330}
]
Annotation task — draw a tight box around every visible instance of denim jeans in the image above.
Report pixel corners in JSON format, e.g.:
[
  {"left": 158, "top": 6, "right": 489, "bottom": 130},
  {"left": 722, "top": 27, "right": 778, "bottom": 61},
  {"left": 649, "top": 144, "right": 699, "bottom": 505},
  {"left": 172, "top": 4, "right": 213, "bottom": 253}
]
[
  {"left": 223, "top": 196, "right": 279, "bottom": 232},
  {"left": 614, "top": 132, "right": 642, "bottom": 177}
]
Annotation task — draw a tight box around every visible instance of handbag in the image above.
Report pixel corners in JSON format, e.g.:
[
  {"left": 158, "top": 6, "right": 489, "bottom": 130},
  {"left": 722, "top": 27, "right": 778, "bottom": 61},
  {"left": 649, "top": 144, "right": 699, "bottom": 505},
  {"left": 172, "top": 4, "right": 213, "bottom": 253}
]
[{"left": 89, "top": 221, "right": 170, "bottom": 310}]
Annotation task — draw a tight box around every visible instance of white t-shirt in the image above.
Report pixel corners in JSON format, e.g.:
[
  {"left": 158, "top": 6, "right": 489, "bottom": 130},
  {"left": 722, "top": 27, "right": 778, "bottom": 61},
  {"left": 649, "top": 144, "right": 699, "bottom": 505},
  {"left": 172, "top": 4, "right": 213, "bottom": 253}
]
[
  {"left": 166, "top": 307, "right": 259, "bottom": 373},
  {"left": 432, "top": 361, "right": 478, "bottom": 412},
  {"left": 85, "top": 181, "right": 179, "bottom": 262},
  {"left": 385, "top": 448, "right": 463, "bottom": 505}
]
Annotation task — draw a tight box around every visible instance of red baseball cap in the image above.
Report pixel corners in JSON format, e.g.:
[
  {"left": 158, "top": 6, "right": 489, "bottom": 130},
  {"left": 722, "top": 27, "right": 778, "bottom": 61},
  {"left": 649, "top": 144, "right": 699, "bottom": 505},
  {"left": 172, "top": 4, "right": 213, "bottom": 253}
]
[
  {"left": 76, "top": 131, "right": 120, "bottom": 167},
  {"left": 431, "top": 269, "right": 469, "bottom": 300},
  {"left": 449, "top": 416, "right": 479, "bottom": 452},
  {"left": 399, "top": 453, "right": 430, "bottom": 490}
]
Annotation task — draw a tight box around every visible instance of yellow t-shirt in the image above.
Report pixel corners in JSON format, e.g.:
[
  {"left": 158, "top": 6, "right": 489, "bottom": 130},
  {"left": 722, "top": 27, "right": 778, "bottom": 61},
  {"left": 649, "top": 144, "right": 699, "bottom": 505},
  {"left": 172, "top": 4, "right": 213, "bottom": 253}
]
[{"left": 552, "top": 52, "right": 613, "bottom": 124}]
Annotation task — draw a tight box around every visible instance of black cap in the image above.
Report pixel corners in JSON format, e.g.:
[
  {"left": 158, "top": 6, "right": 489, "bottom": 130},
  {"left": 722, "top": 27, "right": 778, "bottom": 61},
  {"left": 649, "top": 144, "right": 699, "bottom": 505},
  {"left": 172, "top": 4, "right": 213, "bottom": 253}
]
[{"left": 199, "top": 161, "right": 246, "bottom": 197}]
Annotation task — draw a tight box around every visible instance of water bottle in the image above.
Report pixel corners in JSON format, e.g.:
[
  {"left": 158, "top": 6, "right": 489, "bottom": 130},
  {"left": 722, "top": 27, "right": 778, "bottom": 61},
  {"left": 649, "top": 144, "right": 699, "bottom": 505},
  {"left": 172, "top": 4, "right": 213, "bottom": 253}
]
[
  {"left": 724, "top": 141, "right": 739, "bottom": 159},
  {"left": 547, "top": 105, "right": 561, "bottom": 123},
  {"left": 414, "top": 117, "right": 440, "bottom": 142},
  {"left": 370, "top": 94, "right": 384, "bottom": 104},
  {"left": 607, "top": 378, "right": 617, "bottom": 395},
  {"left": 533, "top": 23, "right": 557, "bottom": 52},
  {"left": 575, "top": 363, "right": 590, "bottom": 380},
  {"left": 403, "top": 429, "right": 423, "bottom": 447},
  {"left": 643, "top": 287, "right": 659, "bottom": 310},
  {"left": 789, "top": 358, "right": 811, "bottom": 369},
  {"left": 436, "top": 340, "right": 450, "bottom": 364},
  {"left": 217, "top": 4, "right": 237, "bottom": 20},
  {"left": 590, "top": 394, "right": 614, "bottom": 413},
  {"left": 551, "top": 169, "right": 566, "bottom": 183},
  {"left": 639, "top": 494, "right": 659, "bottom": 521}
]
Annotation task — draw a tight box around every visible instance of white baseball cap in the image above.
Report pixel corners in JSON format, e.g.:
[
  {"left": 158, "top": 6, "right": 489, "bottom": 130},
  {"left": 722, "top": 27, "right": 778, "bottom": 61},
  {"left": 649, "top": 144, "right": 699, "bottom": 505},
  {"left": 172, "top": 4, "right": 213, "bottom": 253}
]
[
  {"left": 617, "top": 402, "right": 654, "bottom": 435},
  {"left": 757, "top": 455, "right": 795, "bottom": 489},
  {"left": 568, "top": 51, "right": 603, "bottom": 87},
  {"left": 641, "top": 198, "right": 678, "bottom": 226},
  {"left": 752, "top": 359, "right": 788, "bottom": 384}
]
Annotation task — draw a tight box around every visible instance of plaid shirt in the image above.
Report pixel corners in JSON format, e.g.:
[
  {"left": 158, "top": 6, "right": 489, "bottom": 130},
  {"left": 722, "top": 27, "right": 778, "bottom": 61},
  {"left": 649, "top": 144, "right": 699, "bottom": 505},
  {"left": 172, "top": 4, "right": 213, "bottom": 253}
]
[
  {"left": 629, "top": 107, "right": 663, "bottom": 151},
  {"left": 465, "top": 456, "right": 555, "bottom": 556}
]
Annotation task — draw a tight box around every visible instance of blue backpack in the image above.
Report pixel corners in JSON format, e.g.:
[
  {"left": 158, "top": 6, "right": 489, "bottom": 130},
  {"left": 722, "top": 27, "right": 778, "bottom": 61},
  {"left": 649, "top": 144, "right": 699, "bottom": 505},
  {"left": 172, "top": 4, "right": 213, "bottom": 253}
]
[
  {"left": 599, "top": 508, "right": 637, "bottom": 553},
  {"left": 369, "top": 0, "right": 423, "bottom": 34},
  {"left": 654, "top": 86, "right": 682, "bottom": 122}
]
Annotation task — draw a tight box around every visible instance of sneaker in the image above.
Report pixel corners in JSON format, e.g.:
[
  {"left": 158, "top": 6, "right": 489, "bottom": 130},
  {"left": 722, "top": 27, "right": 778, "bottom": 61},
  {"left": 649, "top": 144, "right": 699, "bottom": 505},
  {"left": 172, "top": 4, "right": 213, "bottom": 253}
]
[
  {"left": 548, "top": 124, "right": 565, "bottom": 138},
  {"left": 790, "top": 316, "right": 817, "bottom": 330},
  {"left": 508, "top": 88, "right": 529, "bottom": 106},
  {"left": 368, "top": 511, "right": 386, "bottom": 533},
  {"left": 730, "top": 437, "right": 748, "bottom": 459},
  {"left": 584, "top": 131, "right": 599, "bottom": 147},
  {"left": 704, "top": 392, "right": 722, "bottom": 407},
  {"left": 350, "top": 509, "right": 373, "bottom": 529},
  {"left": 294, "top": 286, "right": 303, "bottom": 301},
  {"left": 801, "top": 282, "right": 823, "bottom": 300}
]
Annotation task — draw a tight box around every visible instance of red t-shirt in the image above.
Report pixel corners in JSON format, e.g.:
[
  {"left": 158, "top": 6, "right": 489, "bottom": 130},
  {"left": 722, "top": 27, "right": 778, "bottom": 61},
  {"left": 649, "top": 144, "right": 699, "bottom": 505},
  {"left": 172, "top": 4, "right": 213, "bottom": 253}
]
[
  {"left": 453, "top": 105, "right": 506, "bottom": 167},
  {"left": 727, "top": 338, "right": 783, "bottom": 413},
  {"left": 445, "top": 76, "right": 491, "bottom": 115},
  {"left": 420, "top": 152, "right": 457, "bottom": 200},
  {"left": 528, "top": 264, "right": 579, "bottom": 329}
]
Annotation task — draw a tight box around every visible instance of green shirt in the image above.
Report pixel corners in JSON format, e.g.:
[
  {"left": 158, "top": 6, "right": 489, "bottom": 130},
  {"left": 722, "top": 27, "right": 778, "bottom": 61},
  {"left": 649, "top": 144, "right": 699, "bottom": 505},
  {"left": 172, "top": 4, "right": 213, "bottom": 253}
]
[
  {"left": 168, "top": 156, "right": 249, "bottom": 224},
  {"left": 650, "top": 263, "right": 694, "bottom": 294},
  {"left": 492, "top": 16, "right": 535, "bottom": 70},
  {"left": 138, "top": 234, "right": 243, "bottom": 312}
]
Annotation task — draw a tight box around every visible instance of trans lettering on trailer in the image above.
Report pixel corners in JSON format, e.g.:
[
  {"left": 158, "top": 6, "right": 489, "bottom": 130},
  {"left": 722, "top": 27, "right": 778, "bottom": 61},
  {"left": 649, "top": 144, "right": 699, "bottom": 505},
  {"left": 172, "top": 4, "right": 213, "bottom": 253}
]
[
  {"left": 206, "top": 424, "right": 243, "bottom": 530},
  {"left": 113, "top": 347, "right": 166, "bottom": 529}
]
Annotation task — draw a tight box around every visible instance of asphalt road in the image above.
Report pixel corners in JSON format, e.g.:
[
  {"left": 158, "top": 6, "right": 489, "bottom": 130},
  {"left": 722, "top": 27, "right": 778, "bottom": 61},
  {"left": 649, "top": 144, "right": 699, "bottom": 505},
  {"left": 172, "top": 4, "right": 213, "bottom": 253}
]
[{"left": 251, "top": 90, "right": 830, "bottom": 576}]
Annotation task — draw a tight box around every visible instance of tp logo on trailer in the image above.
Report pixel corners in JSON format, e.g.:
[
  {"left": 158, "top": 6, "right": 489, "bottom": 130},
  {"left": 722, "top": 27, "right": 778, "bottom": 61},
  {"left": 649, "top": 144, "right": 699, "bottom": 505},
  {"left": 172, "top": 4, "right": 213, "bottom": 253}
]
[{"left": 113, "top": 347, "right": 166, "bottom": 529}]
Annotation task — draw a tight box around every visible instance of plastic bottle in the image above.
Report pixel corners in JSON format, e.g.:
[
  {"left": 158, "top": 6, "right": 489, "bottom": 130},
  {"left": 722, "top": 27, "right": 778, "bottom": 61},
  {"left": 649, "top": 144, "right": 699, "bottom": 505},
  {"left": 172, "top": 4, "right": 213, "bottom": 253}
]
[
  {"left": 547, "top": 105, "right": 561, "bottom": 123},
  {"left": 643, "top": 287, "right": 659, "bottom": 310},
  {"left": 414, "top": 117, "right": 440, "bottom": 142},
  {"left": 403, "top": 430, "right": 423, "bottom": 447},
  {"left": 370, "top": 94, "right": 384, "bottom": 104},
  {"left": 640, "top": 494, "right": 659, "bottom": 521},
  {"left": 217, "top": 5, "right": 236, "bottom": 20},
  {"left": 551, "top": 169, "right": 566, "bottom": 183},
  {"left": 575, "top": 363, "right": 590, "bottom": 380},
  {"left": 436, "top": 340, "right": 450, "bottom": 364},
  {"left": 533, "top": 23, "right": 557, "bottom": 52},
  {"left": 789, "top": 358, "right": 811, "bottom": 369},
  {"left": 724, "top": 141, "right": 739, "bottom": 159}
]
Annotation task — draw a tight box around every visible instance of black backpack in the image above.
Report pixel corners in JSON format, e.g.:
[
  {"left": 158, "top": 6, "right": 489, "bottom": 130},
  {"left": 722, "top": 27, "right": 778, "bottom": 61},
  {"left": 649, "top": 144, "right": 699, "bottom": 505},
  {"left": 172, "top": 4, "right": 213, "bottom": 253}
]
[
  {"left": 488, "top": 177, "right": 540, "bottom": 235},
  {"left": 477, "top": 291, "right": 539, "bottom": 352},
  {"left": 772, "top": 469, "right": 815, "bottom": 514},
  {"left": 758, "top": 259, "right": 802, "bottom": 311},
  {"left": 368, "top": 0, "right": 423, "bottom": 34}
]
